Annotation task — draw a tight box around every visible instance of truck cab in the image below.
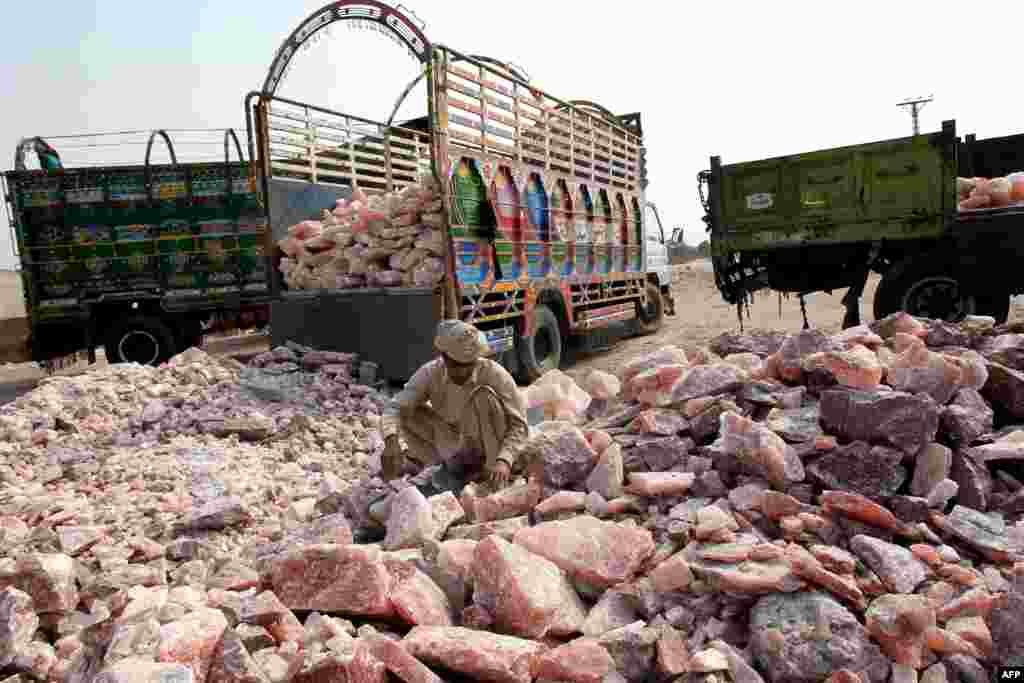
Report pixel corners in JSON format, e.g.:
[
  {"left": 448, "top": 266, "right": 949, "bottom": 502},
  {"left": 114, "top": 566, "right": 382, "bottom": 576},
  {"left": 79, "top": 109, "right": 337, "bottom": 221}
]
[{"left": 644, "top": 202, "right": 676, "bottom": 316}]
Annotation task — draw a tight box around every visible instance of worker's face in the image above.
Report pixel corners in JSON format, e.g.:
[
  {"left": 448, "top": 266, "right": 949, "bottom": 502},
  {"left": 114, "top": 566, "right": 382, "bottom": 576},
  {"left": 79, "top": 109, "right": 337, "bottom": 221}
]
[{"left": 442, "top": 353, "right": 477, "bottom": 385}]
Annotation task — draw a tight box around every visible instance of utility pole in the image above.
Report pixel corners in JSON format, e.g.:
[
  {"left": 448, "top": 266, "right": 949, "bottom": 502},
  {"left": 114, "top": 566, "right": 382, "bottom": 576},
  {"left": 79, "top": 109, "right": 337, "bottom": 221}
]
[{"left": 897, "top": 95, "right": 934, "bottom": 135}]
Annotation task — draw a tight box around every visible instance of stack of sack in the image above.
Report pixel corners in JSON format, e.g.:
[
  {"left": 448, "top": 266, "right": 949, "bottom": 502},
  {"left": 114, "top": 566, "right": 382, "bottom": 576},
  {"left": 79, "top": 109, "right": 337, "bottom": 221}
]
[
  {"left": 278, "top": 174, "right": 448, "bottom": 290},
  {"left": 958, "top": 173, "right": 1024, "bottom": 211}
]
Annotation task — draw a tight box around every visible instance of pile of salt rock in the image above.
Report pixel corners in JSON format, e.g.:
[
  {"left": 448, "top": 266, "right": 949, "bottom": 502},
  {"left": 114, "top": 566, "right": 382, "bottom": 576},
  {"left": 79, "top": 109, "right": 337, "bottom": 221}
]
[
  {"left": 278, "top": 174, "right": 446, "bottom": 291},
  {"left": 6, "top": 312, "right": 1024, "bottom": 682}
]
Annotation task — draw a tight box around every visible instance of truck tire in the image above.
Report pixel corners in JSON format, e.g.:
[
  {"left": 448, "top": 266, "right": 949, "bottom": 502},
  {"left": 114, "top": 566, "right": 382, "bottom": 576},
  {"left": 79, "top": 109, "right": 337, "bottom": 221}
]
[
  {"left": 104, "top": 316, "right": 178, "bottom": 366},
  {"left": 517, "top": 304, "right": 562, "bottom": 384},
  {"left": 636, "top": 281, "right": 666, "bottom": 335},
  {"left": 873, "top": 262, "right": 1010, "bottom": 324}
]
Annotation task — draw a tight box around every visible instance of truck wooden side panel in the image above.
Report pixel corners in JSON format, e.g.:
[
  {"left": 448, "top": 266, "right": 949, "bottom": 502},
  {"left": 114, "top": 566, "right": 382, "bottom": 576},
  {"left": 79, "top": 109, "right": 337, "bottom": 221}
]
[
  {"left": 251, "top": 47, "right": 653, "bottom": 353},
  {"left": 430, "top": 46, "right": 647, "bottom": 335},
  {"left": 712, "top": 123, "right": 957, "bottom": 253},
  {"left": 4, "top": 161, "right": 271, "bottom": 322}
]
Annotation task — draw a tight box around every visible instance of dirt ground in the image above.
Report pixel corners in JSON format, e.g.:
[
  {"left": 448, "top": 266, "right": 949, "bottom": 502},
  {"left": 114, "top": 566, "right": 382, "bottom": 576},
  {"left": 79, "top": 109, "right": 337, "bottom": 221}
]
[
  {"left": 562, "top": 260, "right": 1024, "bottom": 382},
  {"left": 2, "top": 262, "right": 1023, "bottom": 398}
]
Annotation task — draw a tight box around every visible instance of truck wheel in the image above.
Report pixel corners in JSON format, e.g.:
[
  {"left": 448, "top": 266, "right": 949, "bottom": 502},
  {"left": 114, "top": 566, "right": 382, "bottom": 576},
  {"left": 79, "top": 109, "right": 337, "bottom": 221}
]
[
  {"left": 516, "top": 304, "right": 562, "bottom": 384},
  {"left": 874, "top": 265, "right": 1010, "bottom": 324},
  {"left": 104, "top": 316, "right": 178, "bottom": 366},
  {"left": 636, "top": 282, "right": 665, "bottom": 335}
]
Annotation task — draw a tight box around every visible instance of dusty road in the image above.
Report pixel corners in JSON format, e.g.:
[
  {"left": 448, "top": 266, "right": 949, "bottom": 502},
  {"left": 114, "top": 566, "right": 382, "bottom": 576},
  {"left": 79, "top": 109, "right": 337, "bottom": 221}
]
[
  {"left": 2, "top": 261, "right": 1023, "bottom": 404},
  {"left": 562, "top": 259, "right": 1024, "bottom": 382}
]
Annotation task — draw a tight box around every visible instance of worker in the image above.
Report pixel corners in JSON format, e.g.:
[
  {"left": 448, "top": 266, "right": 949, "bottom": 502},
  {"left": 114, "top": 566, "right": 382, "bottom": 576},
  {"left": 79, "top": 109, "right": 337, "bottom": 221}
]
[{"left": 380, "top": 319, "right": 529, "bottom": 490}]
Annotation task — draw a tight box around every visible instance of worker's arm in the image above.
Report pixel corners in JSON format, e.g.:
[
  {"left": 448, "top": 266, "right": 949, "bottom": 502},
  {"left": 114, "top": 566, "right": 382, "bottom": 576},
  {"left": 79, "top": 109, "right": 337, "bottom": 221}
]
[
  {"left": 486, "top": 364, "right": 530, "bottom": 469},
  {"left": 380, "top": 360, "right": 438, "bottom": 439}
]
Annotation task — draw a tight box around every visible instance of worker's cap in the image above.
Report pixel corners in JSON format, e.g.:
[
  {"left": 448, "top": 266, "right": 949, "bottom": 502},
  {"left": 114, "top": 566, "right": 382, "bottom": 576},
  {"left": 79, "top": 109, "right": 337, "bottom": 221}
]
[{"left": 434, "top": 319, "right": 489, "bottom": 364}]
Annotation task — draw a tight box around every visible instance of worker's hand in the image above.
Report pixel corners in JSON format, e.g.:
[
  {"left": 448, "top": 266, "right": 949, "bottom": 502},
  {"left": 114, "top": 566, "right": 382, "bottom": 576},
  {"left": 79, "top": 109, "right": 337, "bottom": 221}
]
[
  {"left": 381, "top": 436, "right": 404, "bottom": 481},
  {"left": 489, "top": 460, "right": 511, "bottom": 490}
]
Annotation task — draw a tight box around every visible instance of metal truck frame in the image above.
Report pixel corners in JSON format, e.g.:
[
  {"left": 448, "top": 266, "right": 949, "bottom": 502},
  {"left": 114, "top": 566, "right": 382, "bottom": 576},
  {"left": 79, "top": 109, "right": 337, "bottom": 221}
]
[{"left": 249, "top": 0, "right": 671, "bottom": 383}]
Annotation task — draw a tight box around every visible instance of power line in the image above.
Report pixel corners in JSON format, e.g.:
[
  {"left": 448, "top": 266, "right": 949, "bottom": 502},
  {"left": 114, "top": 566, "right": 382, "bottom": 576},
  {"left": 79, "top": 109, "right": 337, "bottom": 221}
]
[{"left": 897, "top": 95, "right": 934, "bottom": 136}]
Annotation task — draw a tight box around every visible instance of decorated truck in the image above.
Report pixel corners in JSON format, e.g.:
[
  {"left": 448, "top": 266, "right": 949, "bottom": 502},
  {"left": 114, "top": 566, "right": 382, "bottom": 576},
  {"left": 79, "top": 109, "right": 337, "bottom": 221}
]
[
  {"left": 1, "top": 131, "right": 273, "bottom": 366},
  {"left": 701, "top": 121, "right": 1024, "bottom": 328},
  {"left": 252, "top": 0, "right": 674, "bottom": 383}
]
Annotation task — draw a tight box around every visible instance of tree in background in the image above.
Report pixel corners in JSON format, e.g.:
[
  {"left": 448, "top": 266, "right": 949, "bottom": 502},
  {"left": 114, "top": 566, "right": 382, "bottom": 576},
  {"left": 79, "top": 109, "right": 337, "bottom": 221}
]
[{"left": 698, "top": 240, "right": 710, "bottom": 256}]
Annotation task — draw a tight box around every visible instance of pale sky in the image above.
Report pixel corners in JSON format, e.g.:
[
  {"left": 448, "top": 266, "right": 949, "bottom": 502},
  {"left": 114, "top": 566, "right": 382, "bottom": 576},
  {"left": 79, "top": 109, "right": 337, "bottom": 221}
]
[{"left": 3, "top": 0, "right": 1023, "bottom": 271}]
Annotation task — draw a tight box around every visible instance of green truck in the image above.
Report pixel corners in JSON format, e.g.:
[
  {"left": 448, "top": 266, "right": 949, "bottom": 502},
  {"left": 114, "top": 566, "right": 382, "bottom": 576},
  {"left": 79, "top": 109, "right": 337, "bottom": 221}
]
[
  {"left": 1, "top": 130, "right": 273, "bottom": 366},
  {"left": 701, "top": 121, "right": 1024, "bottom": 327}
]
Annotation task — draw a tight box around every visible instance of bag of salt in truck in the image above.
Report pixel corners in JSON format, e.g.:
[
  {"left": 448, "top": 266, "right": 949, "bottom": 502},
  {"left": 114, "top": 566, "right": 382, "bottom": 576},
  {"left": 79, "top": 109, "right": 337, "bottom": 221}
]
[{"left": 412, "top": 257, "right": 445, "bottom": 287}]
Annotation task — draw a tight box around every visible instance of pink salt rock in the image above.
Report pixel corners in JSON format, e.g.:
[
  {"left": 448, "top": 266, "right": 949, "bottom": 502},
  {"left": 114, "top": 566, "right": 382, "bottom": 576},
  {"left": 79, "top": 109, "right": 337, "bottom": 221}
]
[
  {"left": 887, "top": 343, "right": 964, "bottom": 404},
  {"left": 435, "top": 540, "right": 477, "bottom": 583},
  {"left": 833, "top": 325, "right": 884, "bottom": 349},
  {"left": 531, "top": 637, "right": 615, "bottom": 683},
  {"left": 625, "top": 472, "right": 695, "bottom": 497},
  {"left": 724, "top": 352, "right": 765, "bottom": 375},
  {"left": 472, "top": 536, "right": 586, "bottom": 639},
  {"left": 772, "top": 329, "right": 839, "bottom": 383},
  {"left": 0, "top": 587, "right": 38, "bottom": 668},
  {"left": 892, "top": 332, "right": 926, "bottom": 353},
  {"left": 269, "top": 544, "right": 393, "bottom": 616},
  {"left": 205, "top": 629, "right": 271, "bottom": 683},
  {"left": 92, "top": 658, "right": 196, "bottom": 683},
  {"left": 156, "top": 608, "right": 229, "bottom": 683},
  {"left": 385, "top": 487, "right": 436, "bottom": 550},
  {"left": 716, "top": 411, "right": 805, "bottom": 487},
  {"left": 879, "top": 313, "right": 928, "bottom": 340},
  {"left": 760, "top": 491, "right": 802, "bottom": 520},
  {"left": 632, "top": 365, "right": 690, "bottom": 406},
  {"left": 580, "top": 370, "right": 621, "bottom": 401},
  {"left": 585, "top": 444, "right": 624, "bottom": 500},
  {"left": 12, "top": 553, "right": 77, "bottom": 613},
  {"left": 363, "top": 633, "right": 444, "bottom": 683},
  {"left": 513, "top": 515, "right": 655, "bottom": 589},
  {"left": 584, "top": 429, "right": 614, "bottom": 455},
  {"left": 445, "top": 516, "right": 529, "bottom": 542},
  {"left": 535, "top": 491, "right": 587, "bottom": 517},
  {"left": 428, "top": 492, "right": 465, "bottom": 539},
  {"left": 656, "top": 627, "right": 690, "bottom": 677},
  {"left": 647, "top": 553, "right": 694, "bottom": 592},
  {"left": 944, "top": 616, "right": 993, "bottom": 658},
  {"left": 803, "top": 344, "right": 883, "bottom": 389},
  {"left": 621, "top": 346, "right": 690, "bottom": 399},
  {"left": 865, "top": 594, "right": 935, "bottom": 668},
  {"left": 386, "top": 559, "right": 453, "bottom": 627},
  {"left": 347, "top": 641, "right": 388, "bottom": 683},
  {"left": 239, "top": 590, "right": 305, "bottom": 644},
  {"left": 522, "top": 421, "right": 598, "bottom": 488},
  {"left": 821, "top": 490, "right": 899, "bottom": 531},
  {"left": 403, "top": 626, "right": 546, "bottom": 683},
  {"left": 462, "top": 482, "right": 541, "bottom": 524},
  {"left": 668, "top": 363, "right": 748, "bottom": 403},
  {"left": 684, "top": 396, "right": 718, "bottom": 418},
  {"left": 946, "top": 350, "right": 989, "bottom": 391}
]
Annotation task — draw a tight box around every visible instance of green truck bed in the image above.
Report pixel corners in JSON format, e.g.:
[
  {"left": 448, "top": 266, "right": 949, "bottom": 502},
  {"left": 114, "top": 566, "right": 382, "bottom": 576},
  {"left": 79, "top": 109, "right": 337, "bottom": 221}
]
[
  {"left": 4, "top": 161, "right": 270, "bottom": 317},
  {"left": 703, "top": 119, "right": 1024, "bottom": 325},
  {"left": 2, "top": 131, "right": 274, "bottom": 364},
  {"left": 706, "top": 121, "right": 957, "bottom": 255}
]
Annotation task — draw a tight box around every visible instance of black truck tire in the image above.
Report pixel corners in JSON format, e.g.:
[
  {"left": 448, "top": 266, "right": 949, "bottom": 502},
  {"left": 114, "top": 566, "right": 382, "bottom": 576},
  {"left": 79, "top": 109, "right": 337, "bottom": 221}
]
[
  {"left": 104, "top": 316, "right": 178, "bottom": 366},
  {"left": 636, "top": 281, "right": 666, "bottom": 335},
  {"left": 874, "top": 261, "right": 1010, "bottom": 324},
  {"left": 517, "top": 304, "right": 563, "bottom": 384}
]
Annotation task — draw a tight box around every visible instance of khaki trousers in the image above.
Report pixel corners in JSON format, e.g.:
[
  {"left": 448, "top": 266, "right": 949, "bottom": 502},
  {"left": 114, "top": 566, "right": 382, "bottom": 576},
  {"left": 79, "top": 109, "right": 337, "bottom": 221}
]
[{"left": 399, "top": 386, "right": 510, "bottom": 474}]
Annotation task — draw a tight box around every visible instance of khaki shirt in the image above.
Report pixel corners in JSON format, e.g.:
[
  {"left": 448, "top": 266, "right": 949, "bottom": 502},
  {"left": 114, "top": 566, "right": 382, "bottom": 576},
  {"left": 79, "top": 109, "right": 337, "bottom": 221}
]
[{"left": 381, "top": 358, "right": 529, "bottom": 468}]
